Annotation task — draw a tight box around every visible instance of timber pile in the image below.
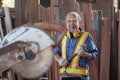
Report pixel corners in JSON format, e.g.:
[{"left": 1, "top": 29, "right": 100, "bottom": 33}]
[
  {"left": 2, "top": 0, "right": 118, "bottom": 80},
  {"left": 0, "top": 6, "right": 14, "bottom": 42},
  {"left": 118, "top": 10, "right": 120, "bottom": 80},
  {"left": 14, "top": 1, "right": 112, "bottom": 80}
]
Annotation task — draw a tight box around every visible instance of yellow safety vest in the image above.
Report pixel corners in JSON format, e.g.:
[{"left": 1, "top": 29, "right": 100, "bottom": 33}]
[{"left": 60, "top": 31, "right": 89, "bottom": 76}]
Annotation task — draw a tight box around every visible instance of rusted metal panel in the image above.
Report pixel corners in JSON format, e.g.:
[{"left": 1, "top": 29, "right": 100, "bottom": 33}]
[{"left": 100, "top": 26, "right": 111, "bottom": 80}]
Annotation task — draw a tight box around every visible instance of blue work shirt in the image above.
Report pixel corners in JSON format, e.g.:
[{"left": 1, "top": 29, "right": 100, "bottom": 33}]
[{"left": 54, "top": 34, "right": 99, "bottom": 68}]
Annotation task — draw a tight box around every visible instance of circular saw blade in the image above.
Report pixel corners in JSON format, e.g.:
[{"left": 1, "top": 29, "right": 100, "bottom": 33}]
[
  {"left": 12, "top": 46, "right": 53, "bottom": 79},
  {"left": 0, "top": 26, "right": 55, "bottom": 79}
]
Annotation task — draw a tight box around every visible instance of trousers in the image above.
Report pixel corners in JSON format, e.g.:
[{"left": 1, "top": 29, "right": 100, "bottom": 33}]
[{"left": 60, "top": 74, "right": 90, "bottom": 80}]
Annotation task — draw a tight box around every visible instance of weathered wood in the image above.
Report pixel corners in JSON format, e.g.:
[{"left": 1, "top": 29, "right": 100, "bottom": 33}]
[
  {"left": 110, "top": 7, "right": 118, "bottom": 80},
  {"left": 92, "top": 0, "right": 111, "bottom": 17},
  {"left": 79, "top": 12, "right": 85, "bottom": 30},
  {"left": 59, "top": 0, "right": 77, "bottom": 24},
  {"left": 15, "top": 0, "right": 24, "bottom": 27},
  {"left": 54, "top": 60, "right": 59, "bottom": 80},
  {"left": 77, "top": 0, "right": 96, "bottom": 3},
  {"left": 88, "top": 30, "right": 99, "bottom": 80},
  {"left": 92, "top": 10, "right": 99, "bottom": 30},
  {"left": 97, "top": 10, "right": 103, "bottom": 54},
  {"left": 118, "top": 10, "right": 120, "bottom": 80},
  {"left": 31, "top": 0, "right": 39, "bottom": 22},
  {"left": 100, "top": 26, "right": 111, "bottom": 80},
  {"left": 0, "top": 18, "right": 4, "bottom": 40},
  {"left": 4, "top": 6, "right": 12, "bottom": 33},
  {"left": 83, "top": 3, "right": 93, "bottom": 31}
]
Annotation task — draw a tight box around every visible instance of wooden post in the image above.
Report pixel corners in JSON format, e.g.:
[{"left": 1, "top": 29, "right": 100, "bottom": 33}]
[
  {"left": 4, "top": 6, "right": 12, "bottom": 33},
  {"left": 88, "top": 30, "right": 99, "bottom": 80},
  {"left": 110, "top": 7, "right": 118, "bottom": 80},
  {"left": 100, "top": 26, "right": 111, "bottom": 80},
  {"left": 118, "top": 10, "right": 120, "bottom": 80},
  {"left": 83, "top": 3, "right": 93, "bottom": 31}
]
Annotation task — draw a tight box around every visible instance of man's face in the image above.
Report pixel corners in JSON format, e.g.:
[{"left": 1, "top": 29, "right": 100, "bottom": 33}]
[{"left": 65, "top": 13, "right": 80, "bottom": 33}]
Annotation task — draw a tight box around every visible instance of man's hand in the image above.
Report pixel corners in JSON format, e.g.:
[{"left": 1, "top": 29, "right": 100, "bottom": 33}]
[
  {"left": 76, "top": 46, "right": 84, "bottom": 55},
  {"left": 58, "top": 58, "right": 68, "bottom": 67}
]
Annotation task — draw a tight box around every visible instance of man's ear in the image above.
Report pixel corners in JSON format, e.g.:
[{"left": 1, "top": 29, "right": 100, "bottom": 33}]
[
  {"left": 79, "top": 21, "right": 81, "bottom": 25},
  {"left": 77, "top": 21, "right": 81, "bottom": 27}
]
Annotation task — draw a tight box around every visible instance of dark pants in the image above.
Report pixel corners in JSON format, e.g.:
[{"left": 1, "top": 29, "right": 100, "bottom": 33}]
[{"left": 60, "top": 74, "right": 90, "bottom": 80}]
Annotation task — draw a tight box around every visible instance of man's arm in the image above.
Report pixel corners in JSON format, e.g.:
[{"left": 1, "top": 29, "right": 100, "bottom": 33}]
[
  {"left": 81, "top": 52, "right": 93, "bottom": 60},
  {"left": 54, "top": 46, "right": 69, "bottom": 67},
  {"left": 77, "top": 34, "right": 99, "bottom": 60},
  {"left": 85, "top": 34, "right": 99, "bottom": 60},
  {"left": 54, "top": 54, "right": 61, "bottom": 61},
  {"left": 76, "top": 45, "right": 93, "bottom": 60}
]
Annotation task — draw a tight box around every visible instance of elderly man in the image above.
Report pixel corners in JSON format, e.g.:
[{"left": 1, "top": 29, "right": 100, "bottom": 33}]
[{"left": 54, "top": 12, "right": 99, "bottom": 80}]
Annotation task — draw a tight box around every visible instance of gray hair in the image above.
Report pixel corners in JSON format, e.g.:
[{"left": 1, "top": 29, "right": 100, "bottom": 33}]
[{"left": 67, "top": 12, "right": 81, "bottom": 21}]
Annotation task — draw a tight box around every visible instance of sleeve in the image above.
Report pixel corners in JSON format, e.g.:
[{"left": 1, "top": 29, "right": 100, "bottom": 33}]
[
  {"left": 86, "top": 34, "right": 99, "bottom": 60},
  {"left": 54, "top": 45, "right": 62, "bottom": 56}
]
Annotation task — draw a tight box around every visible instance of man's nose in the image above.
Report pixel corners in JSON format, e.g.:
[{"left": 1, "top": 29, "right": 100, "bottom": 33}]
[{"left": 69, "top": 20, "right": 75, "bottom": 25}]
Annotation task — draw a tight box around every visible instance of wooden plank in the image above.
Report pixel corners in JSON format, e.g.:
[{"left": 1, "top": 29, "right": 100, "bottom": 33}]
[
  {"left": 50, "top": 0, "right": 54, "bottom": 22},
  {"left": 92, "top": 10, "right": 99, "bottom": 30},
  {"left": 83, "top": 3, "right": 93, "bottom": 31},
  {"left": 59, "top": 0, "right": 77, "bottom": 24},
  {"left": 38, "top": 5, "right": 42, "bottom": 21},
  {"left": 15, "top": 0, "right": 22, "bottom": 27},
  {"left": 79, "top": 12, "right": 85, "bottom": 31},
  {"left": 97, "top": 10, "right": 103, "bottom": 53},
  {"left": 53, "top": 59, "right": 59, "bottom": 80},
  {"left": 118, "top": 10, "right": 120, "bottom": 80},
  {"left": 110, "top": 7, "right": 118, "bottom": 80},
  {"left": 88, "top": 30, "right": 99, "bottom": 80},
  {"left": 0, "top": 18, "right": 4, "bottom": 40},
  {"left": 4, "top": 6, "right": 12, "bottom": 33},
  {"left": 31, "top": 0, "right": 39, "bottom": 22},
  {"left": 102, "top": 17, "right": 109, "bottom": 27},
  {"left": 100, "top": 26, "right": 111, "bottom": 80},
  {"left": 77, "top": 0, "right": 96, "bottom": 3}
]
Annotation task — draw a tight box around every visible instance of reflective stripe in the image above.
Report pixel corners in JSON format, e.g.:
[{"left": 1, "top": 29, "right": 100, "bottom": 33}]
[
  {"left": 62, "top": 36, "right": 67, "bottom": 59},
  {"left": 71, "top": 55, "right": 78, "bottom": 68},
  {"left": 61, "top": 32, "right": 89, "bottom": 75},
  {"left": 60, "top": 67, "right": 89, "bottom": 75},
  {"left": 71, "top": 32, "right": 89, "bottom": 68},
  {"left": 74, "top": 32, "right": 88, "bottom": 53}
]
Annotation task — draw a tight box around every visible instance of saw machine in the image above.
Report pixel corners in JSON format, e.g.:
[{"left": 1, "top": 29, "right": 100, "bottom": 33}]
[{"left": 0, "top": 25, "right": 56, "bottom": 80}]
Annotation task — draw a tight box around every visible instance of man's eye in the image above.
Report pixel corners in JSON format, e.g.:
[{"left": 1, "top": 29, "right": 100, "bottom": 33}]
[
  {"left": 66, "top": 20, "right": 77, "bottom": 23},
  {"left": 73, "top": 20, "right": 77, "bottom": 22}
]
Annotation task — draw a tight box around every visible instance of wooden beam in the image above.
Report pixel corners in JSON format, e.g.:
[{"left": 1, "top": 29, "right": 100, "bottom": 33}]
[
  {"left": 100, "top": 26, "right": 111, "bottom": 80},
  {"left": 88, "top": 30, "right": 99, "bottom": 80},
  {"left": 15, "top": 0, "right": 23, "bottom": 27},
  {"left": 83, "top": 3, "right": 93, "bottom": 31},
  {"left": 118, "top": 10, "right": 120, "bottom": 80}
]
